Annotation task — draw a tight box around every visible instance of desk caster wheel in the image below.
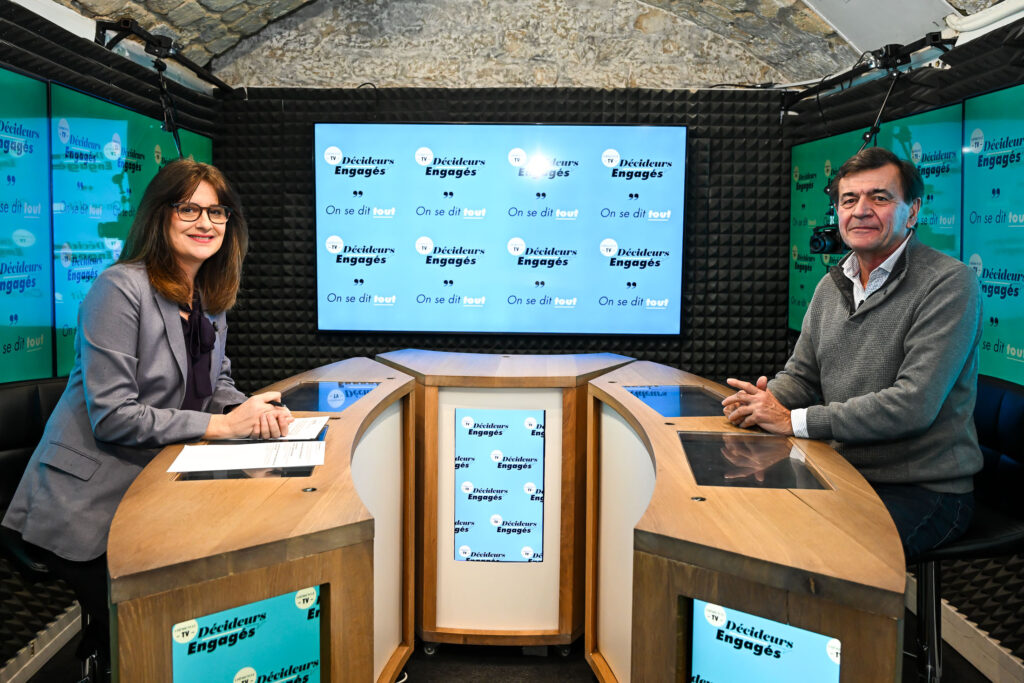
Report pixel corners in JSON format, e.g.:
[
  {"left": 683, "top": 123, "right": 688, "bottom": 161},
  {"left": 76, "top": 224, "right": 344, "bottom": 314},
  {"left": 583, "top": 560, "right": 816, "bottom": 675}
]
[
  {"left": 423, "top": 641, "right": 440, "bottom": 656},
  {"left": 558, "top": 645, "right": 572, "bottom": 657}
]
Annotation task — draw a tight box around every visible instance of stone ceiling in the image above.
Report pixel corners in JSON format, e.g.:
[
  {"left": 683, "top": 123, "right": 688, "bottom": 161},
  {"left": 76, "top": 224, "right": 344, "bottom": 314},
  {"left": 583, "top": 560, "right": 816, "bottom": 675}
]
[{"left": 54, "top": 0, "right": 1004, "bottom": 84}]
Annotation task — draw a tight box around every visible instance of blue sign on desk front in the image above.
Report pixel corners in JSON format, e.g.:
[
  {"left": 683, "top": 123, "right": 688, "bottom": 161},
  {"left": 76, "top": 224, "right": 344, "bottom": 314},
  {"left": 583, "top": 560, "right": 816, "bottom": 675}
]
[
  {"left": 454, "top": 408, "right": 546, "bottom": 562},
  {"left": 690, "top": 599, "right": 840, "bottom": 682},
  {"left": 171, "top": 586, "right": 321, "bottom": 682}
]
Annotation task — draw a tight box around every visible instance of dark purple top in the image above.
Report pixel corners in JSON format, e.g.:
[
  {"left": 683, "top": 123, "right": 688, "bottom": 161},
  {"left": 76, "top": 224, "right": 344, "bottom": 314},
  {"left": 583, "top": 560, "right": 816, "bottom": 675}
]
[{"left": 179, "top": 289, "right": 215, "bottom": 411}]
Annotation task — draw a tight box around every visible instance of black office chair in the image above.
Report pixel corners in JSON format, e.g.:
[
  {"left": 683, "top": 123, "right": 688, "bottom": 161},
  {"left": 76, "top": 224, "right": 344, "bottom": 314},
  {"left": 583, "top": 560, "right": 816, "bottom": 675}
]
[
  {"left": 912, "top": 376, "right": 1024, "bottom": 683},
  {"left": 0, "top": 377, "right": 105, "bottom": 682}
]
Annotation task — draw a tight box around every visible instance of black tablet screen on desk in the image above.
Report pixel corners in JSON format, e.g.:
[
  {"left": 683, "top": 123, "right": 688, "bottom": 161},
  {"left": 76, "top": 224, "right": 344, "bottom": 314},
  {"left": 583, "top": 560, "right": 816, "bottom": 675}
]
[
  {"left": 626, "top": 385, "right": 724, "bottom": 417},
  {"left": 281, "top": 381, "right": 379, "bottom": 412},
  {"left": 678, "top": 432, "right": 825, "bottom": 489}
]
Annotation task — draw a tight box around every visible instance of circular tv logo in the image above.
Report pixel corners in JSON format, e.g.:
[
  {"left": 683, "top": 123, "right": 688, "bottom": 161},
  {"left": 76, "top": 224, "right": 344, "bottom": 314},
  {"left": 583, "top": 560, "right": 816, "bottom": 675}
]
[
  {"left": 461, "top": 416, "right": 474, "bottom": 429},
  {"left": 234, "top": 668, "right": 257, "bottom": 683},
  {"left": 171, "top": 619, "right": 199, "bottom": 644},
  {"left": 12, "top": 229, "right": 35, "bottom": 248},
  {"left": 490, "top": 450, "right": 503, "bottom": 463},
  {"left": 911, "top": 142, "right": 923, "bottom": 164},
  {"left": 60, "top": 243, "right": 72, "bottom": 268},
  {"left": 601, "top": 148, "right": 620, "bottom": 168},
  {"left": 791, "top": 244, "right": 799, "bottom": 261},
  {"left": 970, "top": 128, "right": 984, "bottom": 153},
  {"left": 416, "top": 236, "right": 435, "bottom": 255},
  {"left": 490, "top": 514, "right": 503, "bottom": 527},
  {"left": 460, "top": 481, "right": 474, "bottom": 494},
  {"left": 459, "top": 545, "right": 472, "bottom": 558},
  {"left": 154, "top": 144, "right": 163, "bottom": 164},
  {"left": 325, "top": 235, "right": 344, "bottom": 254},
  {"left": 324, "top": 146, "right": 342, "bottom": 165},
  {"left": 826, "top": 638, "right": 842, "bottom": 665},
  {"left": 57, "top": 118, "right": 70, "bottom": 144},
  {"left": 104, "top": 237, "right": 123, "bottom": 261},
  {"left": 104, "top": 133, "right": 122, "bottom": 161},
  {"left": 524, "top": 482, "right": 536, "bottom": 495},
  {"left": 968, "top": 253, "right": 983, "bottom": 278},
  {"left": 295, "top": 587, "right": 317, "bottom": 609},
  {"left": 415, "top": 146, "right": 434, "bottom": 166},
  {"left": 599, "top": 238, "right": 618, "bottom": 257},
  {"left": 508, "top": 148, "right": 527, "bottom": 167},
  {"left": 327, "top": 389, "right": 345, "bottom": 409},
  {"left": 507, "top": 237, "right": 526, "bottom": 256},
  {"left": 823, "top": 159, "right": 833, "bottom": 177},
  {"left": 524, "top": 417, "right": 537, "bottom": 429},
  {"left": 521, "top": 546, "right": 534, "bottom": 559},
  {"left": 792, "top": 166, "right": 800, "bottom": 183},
  {"left": 703, "top": 602, "right": 727, "bottom": 628}
]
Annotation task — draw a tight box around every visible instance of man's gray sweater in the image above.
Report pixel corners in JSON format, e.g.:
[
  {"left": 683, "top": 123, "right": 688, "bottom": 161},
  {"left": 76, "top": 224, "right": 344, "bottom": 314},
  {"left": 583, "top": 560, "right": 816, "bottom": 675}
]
[{"left": 769, "top": 233, "right": 982, "bottom": 493}]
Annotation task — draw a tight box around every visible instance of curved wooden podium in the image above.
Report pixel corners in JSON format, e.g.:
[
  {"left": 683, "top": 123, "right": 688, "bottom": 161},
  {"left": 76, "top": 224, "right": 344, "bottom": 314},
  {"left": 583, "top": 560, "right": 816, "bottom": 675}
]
[
  {"left": 585, "top": 361, "right": 906, "bottom": 682},
  {"left": 108, "top": 357, "right": 415, "bottom": 682},
  {"left": 377, "top": 348, "right": 632, "bottom": 648}
]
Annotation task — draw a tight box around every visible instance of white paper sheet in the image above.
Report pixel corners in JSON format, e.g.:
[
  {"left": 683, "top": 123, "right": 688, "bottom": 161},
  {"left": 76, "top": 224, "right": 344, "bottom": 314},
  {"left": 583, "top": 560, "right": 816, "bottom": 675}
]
[{"left": 168, "top": 440, "right": 326, "bottom": 473}]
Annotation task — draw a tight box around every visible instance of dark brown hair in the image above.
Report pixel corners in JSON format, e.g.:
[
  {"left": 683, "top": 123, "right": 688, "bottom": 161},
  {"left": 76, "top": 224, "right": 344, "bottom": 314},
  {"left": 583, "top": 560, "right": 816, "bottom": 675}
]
[
  {"left": 828, "top": 147, "right": 924, "bottom": 205},
  {"left": 119, "top": 159, "right": 248, "bottom": 313}
]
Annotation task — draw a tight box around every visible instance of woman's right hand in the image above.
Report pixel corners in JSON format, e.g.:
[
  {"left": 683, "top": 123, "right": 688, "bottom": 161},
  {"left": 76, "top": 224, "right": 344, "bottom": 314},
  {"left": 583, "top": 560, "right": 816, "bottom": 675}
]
[{"left": 204, "top": 392, "right": 293, "bottom": 440}]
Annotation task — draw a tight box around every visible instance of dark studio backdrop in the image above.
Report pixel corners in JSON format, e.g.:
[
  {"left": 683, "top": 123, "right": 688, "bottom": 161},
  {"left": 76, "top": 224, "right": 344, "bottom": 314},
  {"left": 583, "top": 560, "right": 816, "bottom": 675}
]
[{"left": 3, "top": 3, "right": 1024, "bottom": 393}]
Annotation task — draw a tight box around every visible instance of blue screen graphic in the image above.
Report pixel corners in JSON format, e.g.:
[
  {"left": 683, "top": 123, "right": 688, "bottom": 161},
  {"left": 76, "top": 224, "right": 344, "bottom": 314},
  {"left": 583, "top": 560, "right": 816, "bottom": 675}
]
[
  {"left": 314, "top": 123, "right": 686, "bottom": 334},
  {"left": 454, "top": 407, "right": 545, "bottom": 562},
  {"left": 690, "top": 599, "right": 840, "bottom": 682},
  {"left": 171, "top": 586, "right": 321, "bottom": 683}
]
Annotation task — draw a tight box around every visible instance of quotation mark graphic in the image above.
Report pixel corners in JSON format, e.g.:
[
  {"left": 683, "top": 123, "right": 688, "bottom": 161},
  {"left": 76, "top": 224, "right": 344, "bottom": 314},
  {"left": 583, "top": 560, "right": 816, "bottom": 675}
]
[
  {"left": 7, "top": 175, "right": 16, "bottom": 186},
  {"left": 925, "top": 193, "right": 935, "bottom": 202},
  {"left": 353, "top": 278, "right": 364, "bottom": 285},
  {"left": 626, "top": 282, "right": 637, "bottom": 289},
  {"left": 443, "top": 279, "right": 455, "bottom": 287},
  {"left": 443, "top": 191, "right": 454, "bottom": 198},
  {"left": 628, "top": 193, "right": 639, "bottom": 200},
  {"left": 992, "top": 188, "right": 1001, "bottom": 198},
  {"left": 535, "top": 192, "right": 546, "bottom": 199},
  {"left": 990, "top": 316, "right": 1000, "bottom": 326},
  {"left": 9, "top": 314, "right": 18, "bottom": 324},
  {"left": 534, "top": 281, "right": 545, "bottom": 288},
  {"left": 352, "top": 190, "right": 363, "bottom": 197}
]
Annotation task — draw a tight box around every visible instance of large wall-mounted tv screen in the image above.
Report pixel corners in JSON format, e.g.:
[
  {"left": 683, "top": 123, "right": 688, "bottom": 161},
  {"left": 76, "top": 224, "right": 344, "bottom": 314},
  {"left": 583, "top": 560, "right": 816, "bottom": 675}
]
[
  {"left": 0, "top": 66, "right": 51, "bottom": 384},
  {"left": 963, "top": 83, "right": 1024, "bottom": 386},
  {"left": 50, "top": 84, "right": 212, "bottom": 375},
  {"left": 313, "top": 123, "right": 686, "bottom": 335}
]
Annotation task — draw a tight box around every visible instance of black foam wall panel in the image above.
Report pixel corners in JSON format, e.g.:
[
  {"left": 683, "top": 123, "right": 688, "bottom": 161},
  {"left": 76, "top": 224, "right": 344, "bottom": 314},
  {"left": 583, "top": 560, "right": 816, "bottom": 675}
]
[{"left": 217, "top": 88, "right": 792, "bottom": 391}]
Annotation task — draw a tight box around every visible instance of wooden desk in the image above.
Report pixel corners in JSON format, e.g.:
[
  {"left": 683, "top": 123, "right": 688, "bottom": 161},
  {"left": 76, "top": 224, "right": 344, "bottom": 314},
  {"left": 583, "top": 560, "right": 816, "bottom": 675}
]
[
  {"left": 108, "top": 357, "right": 416, "bottom": 682},
  {"left": 585, "top": 361, "right": 906, "bottom": 682},
  {"left": 377, "top": 348, "right": 632, "bottom": 648}
]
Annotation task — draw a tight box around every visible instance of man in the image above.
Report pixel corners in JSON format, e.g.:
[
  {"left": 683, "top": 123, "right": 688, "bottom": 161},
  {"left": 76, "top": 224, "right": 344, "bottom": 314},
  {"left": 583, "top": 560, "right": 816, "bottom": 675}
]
[{"left": 722, "top": 147, "right": 982, "bottom": 559}]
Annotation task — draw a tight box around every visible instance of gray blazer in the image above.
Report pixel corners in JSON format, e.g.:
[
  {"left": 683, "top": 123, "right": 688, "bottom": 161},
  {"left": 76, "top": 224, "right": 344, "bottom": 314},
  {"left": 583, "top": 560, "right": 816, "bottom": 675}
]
[{"left": 2, "top": 263, "right": 246, "bottom": 562}]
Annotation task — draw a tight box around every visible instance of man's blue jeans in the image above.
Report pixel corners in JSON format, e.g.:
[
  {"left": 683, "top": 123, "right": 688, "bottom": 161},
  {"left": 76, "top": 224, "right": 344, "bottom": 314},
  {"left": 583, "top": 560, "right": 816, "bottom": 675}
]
[{"left": 872, "top": 483, "right": 974, "bottom": 561}]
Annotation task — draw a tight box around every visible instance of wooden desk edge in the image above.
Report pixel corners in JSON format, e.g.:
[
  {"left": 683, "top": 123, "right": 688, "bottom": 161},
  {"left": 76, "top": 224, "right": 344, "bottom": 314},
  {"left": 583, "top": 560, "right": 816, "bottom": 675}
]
[
  {"left": 633, "top": 529, "right": 905, "bottom": 619},
  {"left": 108, "top": 357, "right": 413, "bottom": 602},
  {"left": 377, "top": 349, "right": 633, "bottom": 387}
]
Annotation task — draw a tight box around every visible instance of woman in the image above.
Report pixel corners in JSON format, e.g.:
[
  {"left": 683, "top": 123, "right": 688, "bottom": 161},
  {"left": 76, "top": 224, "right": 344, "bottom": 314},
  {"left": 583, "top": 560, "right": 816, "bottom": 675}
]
[{"left": 2, "top": 159, "right": 290, "bottom": 673}]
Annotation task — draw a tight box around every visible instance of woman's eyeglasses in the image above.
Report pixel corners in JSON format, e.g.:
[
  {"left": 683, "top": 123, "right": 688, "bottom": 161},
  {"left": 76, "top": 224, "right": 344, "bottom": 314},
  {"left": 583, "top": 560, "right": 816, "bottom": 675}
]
[{"left": 172, "top": 202, "right": 232, "bottom": 224}]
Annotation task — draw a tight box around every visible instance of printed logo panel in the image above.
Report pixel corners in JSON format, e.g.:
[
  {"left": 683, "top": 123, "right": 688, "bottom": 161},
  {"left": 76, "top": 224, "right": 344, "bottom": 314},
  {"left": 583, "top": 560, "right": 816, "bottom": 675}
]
[
  {"left": 171, "top": 586, "right": 321, "bottom": 682},
  {"left": 454, "top": 408, "right": 545, "bottom": 563}
]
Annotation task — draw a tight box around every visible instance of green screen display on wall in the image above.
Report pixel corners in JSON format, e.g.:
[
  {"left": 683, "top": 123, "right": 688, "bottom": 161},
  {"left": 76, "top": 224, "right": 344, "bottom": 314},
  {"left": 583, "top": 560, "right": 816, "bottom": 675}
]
[
  {"left": 50, "top": 84, "right": 212, "bottom": 376},
  {"left": 0, "top": 66, "right": 52, "bottom": 384},
  {"left": 963, "top": 83, "right": 1024, "bottom": 386}
]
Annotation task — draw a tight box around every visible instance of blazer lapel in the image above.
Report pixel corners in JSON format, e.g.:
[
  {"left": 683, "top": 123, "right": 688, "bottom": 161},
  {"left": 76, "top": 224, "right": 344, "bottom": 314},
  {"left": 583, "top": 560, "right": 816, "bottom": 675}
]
[{"left": 156, "top": 290, "right": 188, "bottom": 386}]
